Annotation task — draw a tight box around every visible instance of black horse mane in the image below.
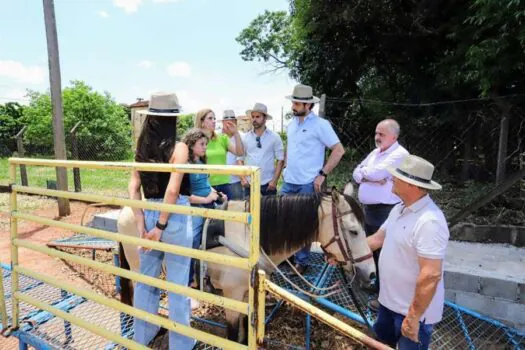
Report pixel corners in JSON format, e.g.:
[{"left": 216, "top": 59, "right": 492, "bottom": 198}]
[
  {"left": 259, "top": 191, "right": 366, "bottom": 255},
  {"left": 259, "top": 192, "right": 327, "bottom": 255}
]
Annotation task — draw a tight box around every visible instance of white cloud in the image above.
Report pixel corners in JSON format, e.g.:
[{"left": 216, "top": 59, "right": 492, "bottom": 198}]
[
  {"left": 152, "top": 0, "right": 182, "bottom": 3},
  {"left": 0, "top": 60, "right": 46, "bottom": 84},
  {"left": 98, "top": 11, "right": 109, "bottom": 18},
  {"left": 113, "top": 0, "right": 143, "bottom": 14},
  {"left": 138, "top": 60, "right": 153, "bottom": 69},
  {"left": 167, "top": 62, "right": 191, "bottom": 77},
  {"left": 3, "top": 89, "right": 29, "bottom": 105}
]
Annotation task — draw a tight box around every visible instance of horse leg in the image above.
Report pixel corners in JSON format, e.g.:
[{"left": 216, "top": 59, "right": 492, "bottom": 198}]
[
  {"left": 223, "top": 287, "right": 247, "bottom": 342},
  {"left": 118, "top": 242, "right": 134, "bottom": 305}
]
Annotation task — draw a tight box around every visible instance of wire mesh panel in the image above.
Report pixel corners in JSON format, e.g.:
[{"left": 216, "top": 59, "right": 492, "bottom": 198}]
[
  {"left": 317, "top": 265, "right": 525, "bottom": 350},
  {"left": 269, "top": 252, "right": 328, "bottom": 296}
]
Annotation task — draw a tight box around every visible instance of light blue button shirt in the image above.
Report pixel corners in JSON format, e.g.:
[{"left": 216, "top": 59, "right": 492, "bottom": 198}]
[{"left": 283, "top": 112, "right": 340, "bottom": 185}]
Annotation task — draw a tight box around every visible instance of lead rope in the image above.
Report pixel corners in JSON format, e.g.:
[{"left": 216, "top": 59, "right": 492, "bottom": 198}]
[
  {"left": 338, "top": 265, "right": 376, "bottom": 336},
  {"left": 260, "top": 249, "right": 342, "bottom": 298}
]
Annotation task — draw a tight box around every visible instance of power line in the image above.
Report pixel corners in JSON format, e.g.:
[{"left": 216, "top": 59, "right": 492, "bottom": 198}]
[{"left": 326, "top": 93, "right": 525, "bottom": 107}]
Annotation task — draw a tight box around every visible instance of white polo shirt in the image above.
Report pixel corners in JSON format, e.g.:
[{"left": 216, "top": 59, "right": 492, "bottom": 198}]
[
  {"left": 283, "top": 112, "right": 340, "bottom": 185},
  {"left": 352, "top": 142, "right": 409, "bottom": 205},
  {"left": 241, "top": 128, "right": 284, "bottom": 185},
  {"left": 378, "top": 195, "right": 449, "bottom": 324}
]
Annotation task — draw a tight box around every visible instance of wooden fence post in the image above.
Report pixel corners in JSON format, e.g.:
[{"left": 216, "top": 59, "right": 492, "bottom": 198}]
[
  {"left": 70, "top": 121, "right": 82, "bottom": 192},
  {"left": 15, "top": 126, "right": 28, "bottom": 186}
]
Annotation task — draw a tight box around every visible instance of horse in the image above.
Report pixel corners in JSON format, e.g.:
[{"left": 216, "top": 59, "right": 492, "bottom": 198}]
[{"left": 116, "top": 183, "right": 376, "bottom": 345}]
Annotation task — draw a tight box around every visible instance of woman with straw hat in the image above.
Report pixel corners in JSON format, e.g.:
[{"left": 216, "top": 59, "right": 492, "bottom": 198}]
[{"left": 129, "top": 92, "right": 195, "bottom": 349}]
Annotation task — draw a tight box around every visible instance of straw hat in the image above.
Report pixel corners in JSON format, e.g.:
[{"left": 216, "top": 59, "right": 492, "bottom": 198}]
[
  {"left": 136, "top": 92, "right": 181, "bottom": 117},
  {"left": 245, "top": 102, "right": 273, "bottom": 120},
  {"left": 387, "top": 154, "right": 442, "bottom": 190},
  {"left": 285, "top": 84, "right": 320, "bottom": 104},
  {"left": 221, "top": 109, "right": 237, "bottom": 121}
]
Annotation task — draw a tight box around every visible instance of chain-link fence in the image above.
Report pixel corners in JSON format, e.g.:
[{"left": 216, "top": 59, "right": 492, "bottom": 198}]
[
  {"left": 0, "top": 127, "right": 132, "bottom": 192},
  {"left": 324, "top": 94, "right": 525, "bottom": 226}
]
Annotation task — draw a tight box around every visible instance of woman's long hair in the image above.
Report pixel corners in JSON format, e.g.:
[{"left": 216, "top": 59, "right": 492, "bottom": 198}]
[
  {"left": 135, "top": 115, "right": 177, "bottom": 194},
  {"left": 194, "top": 108, "right": 216, "bottom": 139},
  {"left": 182, "top": 128, "right": 208, "bottom": 164}
]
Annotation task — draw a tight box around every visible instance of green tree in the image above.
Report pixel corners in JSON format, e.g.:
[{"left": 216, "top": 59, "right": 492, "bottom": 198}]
[
  {"left": 23, "top": 80, "right": 132, "bottom": 160},
  {"left": 0, "top": 102, "right": 25, "bottom": 156},
  {"left": 177, "top": 113, "right": 195, "bottom": 139}
]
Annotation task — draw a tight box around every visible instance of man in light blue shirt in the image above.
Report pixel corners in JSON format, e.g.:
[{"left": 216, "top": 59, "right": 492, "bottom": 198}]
[
  {"left": 239, "top": 103, "right": 285, "bottom": 196},
  {"left": 281, "top": 84, "right": 346, "bottom": 273}
]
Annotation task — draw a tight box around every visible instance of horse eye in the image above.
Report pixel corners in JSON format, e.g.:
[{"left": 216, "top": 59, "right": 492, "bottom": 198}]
[{"left": 349, "top": 230, "right": 358, "bottom": 236}]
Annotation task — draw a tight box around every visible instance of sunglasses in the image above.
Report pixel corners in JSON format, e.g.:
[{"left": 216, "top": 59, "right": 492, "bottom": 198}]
[{"left": 256, "top": 136, "right": 262, "bottom": 148}]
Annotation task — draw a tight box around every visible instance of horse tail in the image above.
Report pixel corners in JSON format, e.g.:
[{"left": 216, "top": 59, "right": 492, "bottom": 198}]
[{"left": 118, "top": 242, "right": 134, "bottom": 306}]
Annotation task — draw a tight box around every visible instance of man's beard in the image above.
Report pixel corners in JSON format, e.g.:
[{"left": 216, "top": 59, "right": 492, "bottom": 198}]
[
  {"left": 253, "top": 122, "right": 262, "bottom": 129},
  {"left": 293, "top": 109, "right": 307, "bottom": 116}
]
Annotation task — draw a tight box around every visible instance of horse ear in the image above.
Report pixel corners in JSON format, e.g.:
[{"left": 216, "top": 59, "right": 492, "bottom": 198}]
[{"left": 343, "top": 182, "right": 354, "bottom": 197}]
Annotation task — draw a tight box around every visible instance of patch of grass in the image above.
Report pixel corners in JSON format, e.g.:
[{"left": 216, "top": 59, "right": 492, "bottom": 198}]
[{"left": 0, "top": 157, "right": 130, "bottom": 197}]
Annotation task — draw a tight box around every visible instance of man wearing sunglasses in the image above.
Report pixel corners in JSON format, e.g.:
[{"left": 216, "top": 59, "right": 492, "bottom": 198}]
[{"left": 238, "top": 102, "right": 284, "bottom": 196}]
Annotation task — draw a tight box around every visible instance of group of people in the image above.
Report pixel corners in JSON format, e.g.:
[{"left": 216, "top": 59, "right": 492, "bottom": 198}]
[{"left": 128, "top": 83, "right": 449, "bottom": 349}]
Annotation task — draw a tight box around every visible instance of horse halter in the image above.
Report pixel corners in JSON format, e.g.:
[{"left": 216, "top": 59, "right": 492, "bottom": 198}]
[{"left": 320, "top": 201, "right": 373, "bottom": 265}]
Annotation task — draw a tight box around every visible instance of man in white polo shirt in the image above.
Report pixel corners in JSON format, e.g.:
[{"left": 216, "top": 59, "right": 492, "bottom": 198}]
[
  {"left": 353, "top": 119, "right": 408, "bottom": 309},
  {"left": 238, "top": 102, "right": 285, "bottom": 196},
  {"left": 367, "top": 154, "right": 449, "bottom": 350},
  {"left": 281, "top": 84, "right": 345, "bottom": 273}
]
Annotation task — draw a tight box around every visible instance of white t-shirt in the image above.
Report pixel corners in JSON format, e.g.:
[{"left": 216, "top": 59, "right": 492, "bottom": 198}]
[{"left": 378, "top": 195, "right": 449, "bottom": 324}]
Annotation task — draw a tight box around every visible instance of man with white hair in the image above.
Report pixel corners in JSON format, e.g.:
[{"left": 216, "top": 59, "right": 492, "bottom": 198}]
[
  {"left": 353, "top": 119, "right": 408, "bottom": 310},
  {"left": 367, "top": 154, "right": 449, "bottom": 350}
]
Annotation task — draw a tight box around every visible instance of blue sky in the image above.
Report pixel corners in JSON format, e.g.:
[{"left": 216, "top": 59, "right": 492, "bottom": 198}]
[{"left": 0, "top": 0, "right": 301, "bottom": 131}]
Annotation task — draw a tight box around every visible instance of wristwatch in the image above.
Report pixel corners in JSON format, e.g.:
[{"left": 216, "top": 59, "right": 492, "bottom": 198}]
[
  {"left": 156, "top": 221, "right": 168, "bottom": 230},
  {"left": 319, "top": 169, "right": 328, "bottom": 177}
]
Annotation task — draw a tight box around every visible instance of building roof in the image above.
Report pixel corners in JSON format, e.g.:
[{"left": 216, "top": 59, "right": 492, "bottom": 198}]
[{"left": 128, "top": 100, "right": 149, "bottom": 108}]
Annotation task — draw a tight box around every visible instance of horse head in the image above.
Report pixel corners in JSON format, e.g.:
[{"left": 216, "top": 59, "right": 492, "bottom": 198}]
[{"left": 318, "top": 184, "right": 376, "bottom": 285}]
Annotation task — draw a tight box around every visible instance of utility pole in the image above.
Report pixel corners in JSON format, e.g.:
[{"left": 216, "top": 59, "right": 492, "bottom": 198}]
[{"left": 43, "top": 0, "right": 70, "bottom": 216}]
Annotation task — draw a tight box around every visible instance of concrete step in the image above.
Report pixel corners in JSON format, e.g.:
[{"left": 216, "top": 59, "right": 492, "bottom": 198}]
[
  {"left": 90, "top": 209, "right": 121, "bottom": 233},
  {"left": 444, "top": 241, "right": 525, "bottom": 330}
]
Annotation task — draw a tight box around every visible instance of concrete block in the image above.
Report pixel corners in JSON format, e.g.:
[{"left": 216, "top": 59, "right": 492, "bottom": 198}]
[
  {"left": 454, "top": 291, "right": 525, "bottom": 328},
  {"left": 444, "top": 271, "right": 480, "bottom": 294},
  {"left": 445, "top": 289, "right": 457, "bottom": 302},
  {"left": 519, "top": 283, "right": 525, "bottom": 305},
  {"left": 479, "top": 276, "right": 519, "bottom": 302}
]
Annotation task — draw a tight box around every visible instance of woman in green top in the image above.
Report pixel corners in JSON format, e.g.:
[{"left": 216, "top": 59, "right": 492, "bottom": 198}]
[{"left": 194, "top": 108, "right": 244, "bottom": 200}]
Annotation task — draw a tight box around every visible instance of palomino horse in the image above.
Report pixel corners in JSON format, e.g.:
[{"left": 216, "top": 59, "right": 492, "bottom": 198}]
[{"left": 117, "top": 184, "right": 376, "bottom": 344}]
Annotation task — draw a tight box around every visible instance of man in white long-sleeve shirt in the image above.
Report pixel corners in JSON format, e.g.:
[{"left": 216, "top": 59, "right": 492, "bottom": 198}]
[{"left": 353, "top": 119, "right": 408, "bottom": 310}]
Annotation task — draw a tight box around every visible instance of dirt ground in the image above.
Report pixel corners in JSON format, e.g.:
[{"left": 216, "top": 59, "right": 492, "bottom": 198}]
[{"left": 0, "top": 195, "right": 368, "bottom": 349}]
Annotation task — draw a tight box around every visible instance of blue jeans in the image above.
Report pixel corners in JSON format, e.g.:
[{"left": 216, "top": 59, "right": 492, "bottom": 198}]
[
  {"left": 133, "top": 196, "right": 195, "bottom": 350},
  {"left": 229, "top": 182, "right": 246, "bottom": 200},
  {"left": 373, "top": 304, "right": 434, "bottom": 350},
  {"left": 280, "top": 182, "right": 315, "bottom": 267},
  {"left": 188, "top": 202, "right": 214, "bottom": 285}
]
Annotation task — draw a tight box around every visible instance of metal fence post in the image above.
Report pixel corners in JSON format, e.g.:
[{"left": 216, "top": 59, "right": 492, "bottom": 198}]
[
  {"left": 70, "top": 121, "right": 82, "bottom": 192},
  {"left": 15, "top": 126, "right": 28, "bottom": 186}
]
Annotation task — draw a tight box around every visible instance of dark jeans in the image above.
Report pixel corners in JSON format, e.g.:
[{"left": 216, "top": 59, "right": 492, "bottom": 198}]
[
  {"left": 213, "top": 183, "right": 232, "bottom": 201},
  {"left": 240, "top": 183, "right": 278, "bottom": 199},
  {"left": 374, "top": 304, "right": 434, "bottom": 350},
  {"left": 364, "top": 203, "right": 395, "bottom": 291}
]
